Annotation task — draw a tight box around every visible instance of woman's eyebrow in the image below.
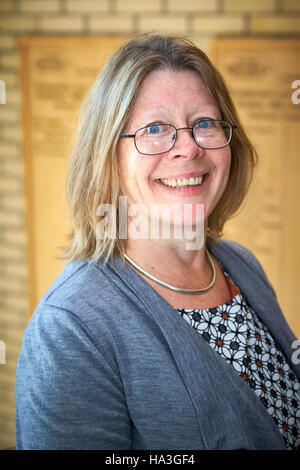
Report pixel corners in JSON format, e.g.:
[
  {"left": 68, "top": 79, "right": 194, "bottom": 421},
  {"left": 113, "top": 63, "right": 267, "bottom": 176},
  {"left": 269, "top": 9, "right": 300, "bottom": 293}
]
[{"left": 133, "top": 104, "right": 221, "bottom": 126}]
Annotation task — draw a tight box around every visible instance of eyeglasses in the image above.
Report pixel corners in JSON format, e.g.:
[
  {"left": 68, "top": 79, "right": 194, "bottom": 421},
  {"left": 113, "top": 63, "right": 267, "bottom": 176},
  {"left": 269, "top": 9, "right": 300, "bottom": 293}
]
[{"left": 120, "top": 119, "right": 237, "bottom": 155}]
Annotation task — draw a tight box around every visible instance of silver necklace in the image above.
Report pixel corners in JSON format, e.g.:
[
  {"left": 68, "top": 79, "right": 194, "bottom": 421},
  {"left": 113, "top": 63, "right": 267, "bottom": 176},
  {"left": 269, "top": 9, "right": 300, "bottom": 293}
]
[{"left": 124, "top": 247, "right": 216, "bottom": 294}]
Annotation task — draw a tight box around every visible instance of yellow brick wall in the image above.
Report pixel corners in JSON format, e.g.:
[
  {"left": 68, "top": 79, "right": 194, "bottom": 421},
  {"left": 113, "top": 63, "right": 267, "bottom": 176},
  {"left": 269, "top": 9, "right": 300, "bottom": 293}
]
[{"left": 0, "top": 0, "right": 300, "bottom": 450}]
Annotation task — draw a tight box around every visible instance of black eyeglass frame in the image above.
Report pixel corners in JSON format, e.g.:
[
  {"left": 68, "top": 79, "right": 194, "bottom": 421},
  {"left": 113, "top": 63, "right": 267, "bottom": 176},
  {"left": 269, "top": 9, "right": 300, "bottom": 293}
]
[{"left": 120, "top": 119, "right": 238, "bottom": 155}]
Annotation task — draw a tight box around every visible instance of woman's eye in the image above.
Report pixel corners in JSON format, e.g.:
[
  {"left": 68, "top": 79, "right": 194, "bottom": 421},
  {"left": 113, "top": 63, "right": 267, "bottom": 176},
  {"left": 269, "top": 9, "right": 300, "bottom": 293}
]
[
  {"left": 146, "top": 124, "right": 163, "bottom": 134},
  {"left": 195, "top": 119, "right": 215, "bottom": 129}
]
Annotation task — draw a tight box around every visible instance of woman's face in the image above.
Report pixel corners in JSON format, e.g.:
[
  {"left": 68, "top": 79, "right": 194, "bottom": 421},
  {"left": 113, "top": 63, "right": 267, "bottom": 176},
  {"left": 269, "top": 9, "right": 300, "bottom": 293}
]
[{"left": 117, "top": 68, "right": 231, "bottom": 233}]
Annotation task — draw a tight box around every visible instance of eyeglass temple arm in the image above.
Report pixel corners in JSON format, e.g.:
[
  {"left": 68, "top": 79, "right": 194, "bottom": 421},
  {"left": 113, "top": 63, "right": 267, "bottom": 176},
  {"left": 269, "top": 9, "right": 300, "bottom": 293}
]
[
  {"left": 221, "top": 124, "right": 237, "bottom": 129},
  {"left": 120, "top": 134, "right": 135, "bottom": 138}
]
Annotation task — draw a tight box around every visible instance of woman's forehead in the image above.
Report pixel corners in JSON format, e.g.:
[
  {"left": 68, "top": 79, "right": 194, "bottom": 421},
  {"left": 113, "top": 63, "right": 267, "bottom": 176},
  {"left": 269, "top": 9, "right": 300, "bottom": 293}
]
[
  {"left": 128, "top": 68, "right": 220, "bottom": 125},
  {"left": 136, "top": 68, "right": 204, "bottom": 98}
]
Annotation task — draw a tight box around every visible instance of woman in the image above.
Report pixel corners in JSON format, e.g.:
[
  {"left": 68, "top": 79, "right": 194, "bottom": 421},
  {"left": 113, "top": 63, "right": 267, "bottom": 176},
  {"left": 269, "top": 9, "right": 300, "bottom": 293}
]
[{"left": 15, "top": 33, "right": 300, "bottom": 450}]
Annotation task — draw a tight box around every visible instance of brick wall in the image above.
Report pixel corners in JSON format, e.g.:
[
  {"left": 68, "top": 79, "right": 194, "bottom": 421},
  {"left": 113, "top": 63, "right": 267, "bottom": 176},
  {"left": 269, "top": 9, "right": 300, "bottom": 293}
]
[{"left": 0, "top": 0, "right": 300, "bottom": 449}]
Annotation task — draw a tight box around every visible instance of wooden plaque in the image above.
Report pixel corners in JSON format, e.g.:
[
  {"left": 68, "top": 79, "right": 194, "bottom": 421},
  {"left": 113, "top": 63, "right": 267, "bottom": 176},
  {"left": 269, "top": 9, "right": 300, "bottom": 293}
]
[{"left": 210, "top": 39, "right": 300, "bottom": 337}]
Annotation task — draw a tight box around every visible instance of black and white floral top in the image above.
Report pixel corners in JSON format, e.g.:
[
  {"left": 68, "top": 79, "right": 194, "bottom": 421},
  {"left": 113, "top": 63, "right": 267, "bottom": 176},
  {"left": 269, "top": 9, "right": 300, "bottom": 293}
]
[{"left": 175, "top": 271, "right": 300, "bottom": 450}]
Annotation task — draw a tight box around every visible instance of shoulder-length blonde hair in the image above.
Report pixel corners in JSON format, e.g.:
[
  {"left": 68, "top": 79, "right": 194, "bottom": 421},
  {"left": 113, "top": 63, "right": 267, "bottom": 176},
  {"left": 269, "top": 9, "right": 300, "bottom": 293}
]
[{"left": 63, "top": 33, "right": 257, "bottom": 265}]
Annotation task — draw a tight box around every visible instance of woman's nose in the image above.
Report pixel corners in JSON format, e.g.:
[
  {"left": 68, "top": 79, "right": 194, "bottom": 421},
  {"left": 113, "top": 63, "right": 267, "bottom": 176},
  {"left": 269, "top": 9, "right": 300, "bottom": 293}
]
[{"left": 168, "top": 127, "right": 204, "bottom": 160}]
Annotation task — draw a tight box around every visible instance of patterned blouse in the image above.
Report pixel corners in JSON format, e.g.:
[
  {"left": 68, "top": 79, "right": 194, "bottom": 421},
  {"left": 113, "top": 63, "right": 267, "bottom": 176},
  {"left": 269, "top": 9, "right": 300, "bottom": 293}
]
[{"left": 175, "top": 270, "right": 300, "bottom": 450}]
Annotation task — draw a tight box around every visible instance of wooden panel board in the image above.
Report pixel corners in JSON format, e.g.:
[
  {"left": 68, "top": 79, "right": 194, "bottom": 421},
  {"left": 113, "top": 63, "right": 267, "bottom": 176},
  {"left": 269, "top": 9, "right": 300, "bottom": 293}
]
[
  {"left": 20, "top": 36, "right": 130, "bottom": 315},
  {"left": 210, "top": 39, "right": 300, "bottom": 337}
]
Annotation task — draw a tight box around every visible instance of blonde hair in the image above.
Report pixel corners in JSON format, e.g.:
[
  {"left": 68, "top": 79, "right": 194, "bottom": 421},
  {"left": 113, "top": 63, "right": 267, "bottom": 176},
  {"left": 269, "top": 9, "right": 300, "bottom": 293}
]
[{"left": 62, "top": 33, "right": 257, "bottom": 264}]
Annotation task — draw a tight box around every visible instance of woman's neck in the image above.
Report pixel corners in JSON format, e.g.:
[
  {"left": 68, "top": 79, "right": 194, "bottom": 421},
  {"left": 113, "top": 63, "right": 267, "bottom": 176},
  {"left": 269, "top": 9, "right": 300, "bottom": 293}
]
[{"left": 124, "top": 234, "right": 212, "bottom": 289}]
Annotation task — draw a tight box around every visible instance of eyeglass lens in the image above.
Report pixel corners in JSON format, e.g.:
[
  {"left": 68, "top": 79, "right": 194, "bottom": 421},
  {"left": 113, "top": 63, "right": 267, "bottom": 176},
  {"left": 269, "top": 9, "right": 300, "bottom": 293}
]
[{"left": 135, "top": 120, "right": 232, "bottom": 155}]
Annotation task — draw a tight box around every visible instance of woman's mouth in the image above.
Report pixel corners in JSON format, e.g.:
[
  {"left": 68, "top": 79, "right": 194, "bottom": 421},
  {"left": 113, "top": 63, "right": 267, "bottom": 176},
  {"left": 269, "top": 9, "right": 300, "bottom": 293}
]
[
  {"left": 159, "top": 175, "right": 204, "bottom": 187},
  {"left": 154, "top": 173, "right": 209, "bottom": 195}
]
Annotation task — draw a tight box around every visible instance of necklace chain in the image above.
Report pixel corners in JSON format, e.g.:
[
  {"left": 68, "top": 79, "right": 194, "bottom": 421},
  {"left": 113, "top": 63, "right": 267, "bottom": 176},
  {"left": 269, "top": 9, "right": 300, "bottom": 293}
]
[{"left": 124, "top": 247, "right": 216, "bottom": 294}]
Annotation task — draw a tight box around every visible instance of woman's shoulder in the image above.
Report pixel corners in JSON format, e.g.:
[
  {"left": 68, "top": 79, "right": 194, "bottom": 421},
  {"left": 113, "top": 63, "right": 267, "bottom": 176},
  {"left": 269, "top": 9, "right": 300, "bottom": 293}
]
[
  {"left": 209, "top": 238, "right": 277, "bottom": 296},
  {"left": 46, "top": 256, "right": 125, "bottom": 296},
  {"left": 31, "top": 256, "right": 129, "bottom": 328},
  {"left": 22, "top": 257, "right": 131, "bottom": 370},
  {"left": 210, "top": 237, "right": 256, "bottom": 258},
  {"left": 209, "top": 237, "right": 262, "bottom": 268}
]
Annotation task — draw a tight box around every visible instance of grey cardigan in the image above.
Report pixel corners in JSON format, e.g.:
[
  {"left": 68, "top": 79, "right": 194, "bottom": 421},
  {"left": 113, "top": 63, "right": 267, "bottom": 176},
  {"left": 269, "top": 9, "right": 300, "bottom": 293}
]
[{"left": 15, "top": 239, "right": 300, "bottom": 450}]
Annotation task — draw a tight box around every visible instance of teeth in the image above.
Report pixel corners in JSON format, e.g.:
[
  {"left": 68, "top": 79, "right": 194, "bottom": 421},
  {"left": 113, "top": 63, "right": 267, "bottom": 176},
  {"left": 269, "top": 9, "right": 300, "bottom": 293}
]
[{"left": 160, "top": 176, "right": 204, "bottom": 187}]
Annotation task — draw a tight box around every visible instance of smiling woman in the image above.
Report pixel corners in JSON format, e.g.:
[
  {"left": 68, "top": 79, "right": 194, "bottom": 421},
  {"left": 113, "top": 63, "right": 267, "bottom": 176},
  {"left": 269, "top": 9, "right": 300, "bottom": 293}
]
[
  {"left": 61, "top": 34, "right": 256, "bottom": 265},
  {"left": 15, "top": 33, "right": 300, "bottom": 450}
]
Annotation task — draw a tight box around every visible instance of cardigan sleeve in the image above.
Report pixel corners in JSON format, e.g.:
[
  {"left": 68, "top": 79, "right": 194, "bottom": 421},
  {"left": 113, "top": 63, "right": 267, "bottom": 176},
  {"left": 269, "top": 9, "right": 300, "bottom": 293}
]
[{"left": 15, "top": 304, "right": 132, "bottom": 450}]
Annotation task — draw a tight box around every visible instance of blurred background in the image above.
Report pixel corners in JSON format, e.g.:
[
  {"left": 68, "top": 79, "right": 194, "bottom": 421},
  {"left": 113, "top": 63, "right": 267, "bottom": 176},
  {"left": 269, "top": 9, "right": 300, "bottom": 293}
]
[{"left": 0, "top": 0, "right": 300, "bottom": 449}]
